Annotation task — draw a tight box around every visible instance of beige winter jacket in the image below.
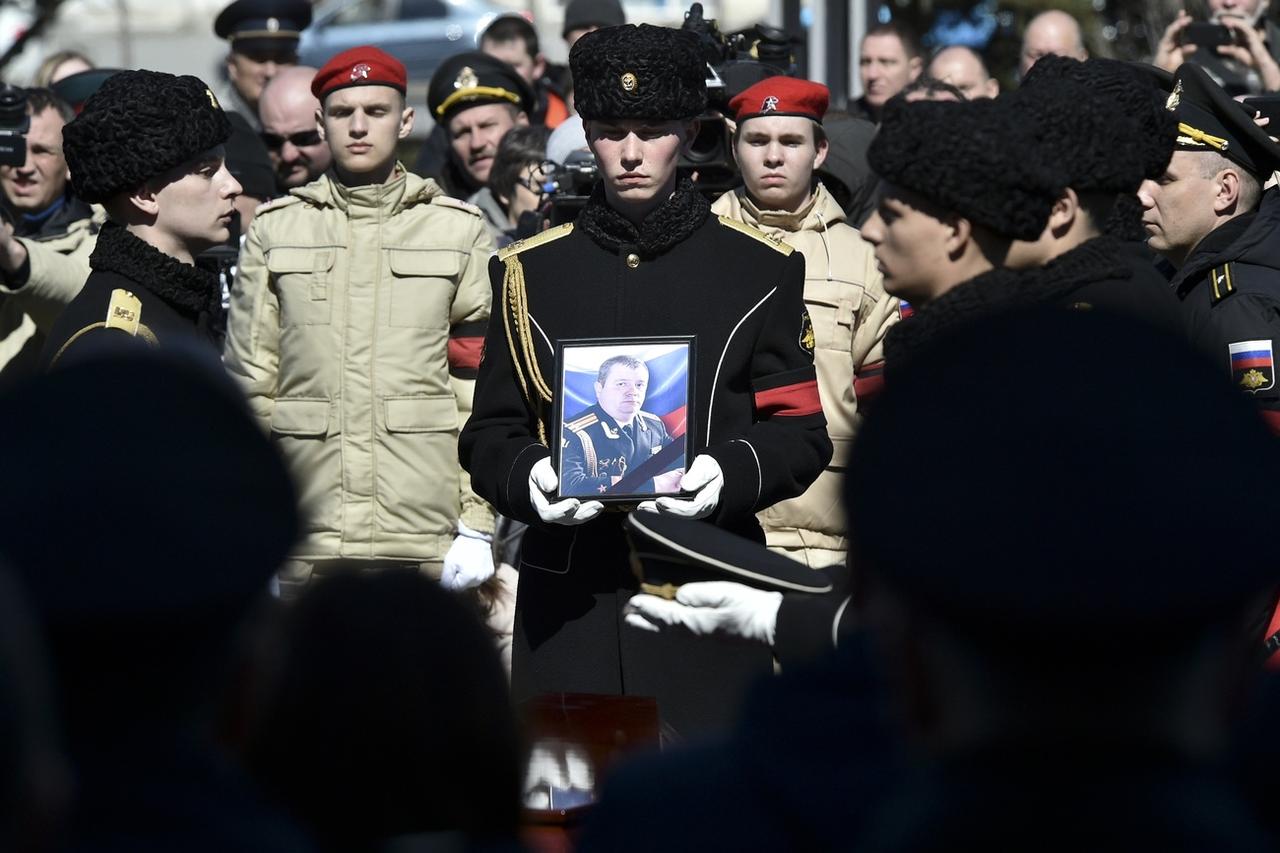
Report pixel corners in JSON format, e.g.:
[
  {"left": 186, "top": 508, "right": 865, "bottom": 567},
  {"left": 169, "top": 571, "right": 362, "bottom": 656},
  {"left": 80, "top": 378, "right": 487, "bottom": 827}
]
[
  {"left": 712, "top": 183, "right": 898, "bottom": 554},
  {"left": 225, "top": 166, "right": 495, "bottom": 563},
  {"left": 0, "top": 207, "right": 103, "bottom": 381}
]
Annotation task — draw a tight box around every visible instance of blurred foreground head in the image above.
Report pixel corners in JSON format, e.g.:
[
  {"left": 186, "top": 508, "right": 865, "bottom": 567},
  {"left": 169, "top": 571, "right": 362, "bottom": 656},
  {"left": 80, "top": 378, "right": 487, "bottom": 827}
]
[
  {"left": 848, "top": 309, "right": 1280, "bottom": 754},
  {"left": 0, "top": 349, "right": 297, "bottom": 740},
  {"left": 247, "top": 568, "right": 522, "bottom": 851}
]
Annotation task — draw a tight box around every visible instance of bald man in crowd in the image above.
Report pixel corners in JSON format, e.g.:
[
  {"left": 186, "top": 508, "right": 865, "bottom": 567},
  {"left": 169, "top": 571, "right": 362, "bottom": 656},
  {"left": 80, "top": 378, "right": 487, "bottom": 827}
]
[
  {"left": 257, "top": 65, "right": 332, "bottom": 191},
  {"left": 1020, "top": 10, "right": 1088, "bottom": 78},
  {"left": 929, "top": 45, "right": 999, "bottom": 99}
]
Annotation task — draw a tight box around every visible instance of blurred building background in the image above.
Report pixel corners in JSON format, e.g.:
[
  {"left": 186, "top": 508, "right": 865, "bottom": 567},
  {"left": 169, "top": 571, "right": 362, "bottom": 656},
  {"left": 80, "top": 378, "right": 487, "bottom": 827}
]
[{"left": 0, "top": 0, "right": 1223, "bottom": 112}]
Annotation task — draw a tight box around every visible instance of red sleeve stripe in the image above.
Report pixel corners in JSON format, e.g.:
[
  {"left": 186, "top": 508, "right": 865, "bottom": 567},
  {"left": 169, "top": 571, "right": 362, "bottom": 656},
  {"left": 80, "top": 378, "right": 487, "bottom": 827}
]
[
  {"left": 853, "top": 360, "right": 886, "bottom": 402},
  {"left": 755, "top": 380, "right": 823, "bottom": 418},
  {"left": 448, "top": 336, "right": 484, "bottom": 373},
  {"left": 1262, "top": 409, "right": 1280, "bottom": 437}
]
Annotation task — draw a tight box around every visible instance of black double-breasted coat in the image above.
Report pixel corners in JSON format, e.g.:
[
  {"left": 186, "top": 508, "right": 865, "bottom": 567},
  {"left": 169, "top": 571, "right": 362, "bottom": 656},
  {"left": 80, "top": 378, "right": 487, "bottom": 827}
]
[{"left": 460, "top": 183, "right": 831, "bottom": 737}]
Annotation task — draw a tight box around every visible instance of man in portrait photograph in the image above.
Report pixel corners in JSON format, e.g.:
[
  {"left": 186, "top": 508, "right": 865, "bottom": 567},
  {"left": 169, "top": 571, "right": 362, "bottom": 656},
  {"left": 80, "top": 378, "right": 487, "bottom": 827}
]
[{"left": 560, "top": 354, "right": 684, "bottom": 497}]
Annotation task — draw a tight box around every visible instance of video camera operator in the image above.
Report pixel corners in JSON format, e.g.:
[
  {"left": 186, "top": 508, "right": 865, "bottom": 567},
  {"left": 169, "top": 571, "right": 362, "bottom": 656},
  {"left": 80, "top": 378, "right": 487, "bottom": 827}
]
[
  {"left": 0, "top": 86, "right": 103, "bottom": 385},
  {"left": 1155, "top": 0, "right": 1280, "bottom": 95}
]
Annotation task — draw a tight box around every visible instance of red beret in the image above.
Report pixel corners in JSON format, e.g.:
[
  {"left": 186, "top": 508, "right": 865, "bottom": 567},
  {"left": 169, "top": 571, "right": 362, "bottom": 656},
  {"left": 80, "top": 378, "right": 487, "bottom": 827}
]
[
  {"left": 311, "top": 45, "right": 407, "bottom": 101},
  {"left": 729, "top": 77, "right": 829, "bottom": 124}
]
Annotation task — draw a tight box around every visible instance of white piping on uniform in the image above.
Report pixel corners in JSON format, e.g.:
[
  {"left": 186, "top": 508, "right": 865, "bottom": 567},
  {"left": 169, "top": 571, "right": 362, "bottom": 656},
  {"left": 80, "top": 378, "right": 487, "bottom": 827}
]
[
  {"left": 731, "top": 438, "right": 763, "bottom": 507},
  {"left": 530, "top": 315, "right": 552, "bottom": 353},
  {"left": 706, "top": 287, "right": 777, "bottom": 442},
  {"left": 627, "top": 515, "right": 834, "bottom": 594},
  {"left": 832, "top": 595, "right": 852, "bottom": 649}
]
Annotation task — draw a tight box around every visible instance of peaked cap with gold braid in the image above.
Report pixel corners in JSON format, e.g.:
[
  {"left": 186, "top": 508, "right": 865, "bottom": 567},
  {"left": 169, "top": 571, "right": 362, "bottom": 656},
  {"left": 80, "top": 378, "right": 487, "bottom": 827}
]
[{"left": 1164, "top": 62, "right": 1280, "bottom": 177}]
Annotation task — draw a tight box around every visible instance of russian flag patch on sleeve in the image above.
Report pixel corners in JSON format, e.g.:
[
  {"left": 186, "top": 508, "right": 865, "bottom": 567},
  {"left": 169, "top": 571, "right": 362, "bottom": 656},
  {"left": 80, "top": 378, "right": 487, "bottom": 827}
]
[{"left": 1229, "top": 340, "right": 1275, "bottom": 393}]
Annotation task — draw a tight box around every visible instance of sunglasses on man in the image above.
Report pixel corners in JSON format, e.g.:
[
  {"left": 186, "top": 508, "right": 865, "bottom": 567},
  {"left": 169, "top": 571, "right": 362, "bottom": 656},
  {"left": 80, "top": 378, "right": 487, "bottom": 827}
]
[{"left": 260, "top": 130, "right": 322, "bottom": 151}]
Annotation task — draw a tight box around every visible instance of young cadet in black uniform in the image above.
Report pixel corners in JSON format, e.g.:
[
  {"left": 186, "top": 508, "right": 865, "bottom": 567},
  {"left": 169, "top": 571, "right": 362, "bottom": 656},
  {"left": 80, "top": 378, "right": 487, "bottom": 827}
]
[
  {"left": 40, "top": 71, "right": 240, "bottom": 368},
  {"left": 1138, "top": 62, "right": 1280, "bottom": 430},
  {"left": 459, "top": 23, "right": 830, "bottom": 737}
]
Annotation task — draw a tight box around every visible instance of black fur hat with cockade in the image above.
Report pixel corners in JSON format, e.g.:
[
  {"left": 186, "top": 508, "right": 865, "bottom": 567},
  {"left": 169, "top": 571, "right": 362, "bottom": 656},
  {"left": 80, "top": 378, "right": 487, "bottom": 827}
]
[
  {"left": 63, "top": 69, "right": 232, "bottom": 204},
  {"left": 570, "top": 24, "right": 707, "bottom": 121},
  {"left": 868, "top": 96, "right": 1059, "bottom": 241}
]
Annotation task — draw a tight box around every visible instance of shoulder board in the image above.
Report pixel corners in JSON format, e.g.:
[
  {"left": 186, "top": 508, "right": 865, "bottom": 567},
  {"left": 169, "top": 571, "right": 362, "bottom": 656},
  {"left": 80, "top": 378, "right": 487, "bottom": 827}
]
[
  {"left": 498, "top": 223, "right": 575, "bottom": 262},
  {"left": 717, "top": 215, "right": 794, "bottom": 256},
  {"left": 639, "top": 411, "right": 664, "bottom": 425},
  {"left": 254, "top": 194, "right": 305, "bottom": 216},
  {"left": 432, "top": 195, "right": 483, "bottom": 217},
  {"left": 1208, "top": 263, "right": 1238, "bottom": 306},
  {"left": 565, "top": 412, "right": 598, "bottom": 432}
]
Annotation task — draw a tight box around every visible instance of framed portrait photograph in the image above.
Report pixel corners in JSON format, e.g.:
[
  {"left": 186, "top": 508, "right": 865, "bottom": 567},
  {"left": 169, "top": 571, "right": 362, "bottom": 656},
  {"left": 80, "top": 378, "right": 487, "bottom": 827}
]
[{"left": 552, "top": 336, "right": 695, "bottom": 503}]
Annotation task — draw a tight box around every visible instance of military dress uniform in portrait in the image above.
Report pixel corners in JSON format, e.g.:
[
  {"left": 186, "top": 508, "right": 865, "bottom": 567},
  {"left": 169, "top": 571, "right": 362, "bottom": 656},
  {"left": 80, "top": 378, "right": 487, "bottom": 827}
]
[
  {"left": 460, "top": 25, "right": 831, "bottom": 738},
  {"left": 561, "top": 404, "right": 674, "bottom": 496}
]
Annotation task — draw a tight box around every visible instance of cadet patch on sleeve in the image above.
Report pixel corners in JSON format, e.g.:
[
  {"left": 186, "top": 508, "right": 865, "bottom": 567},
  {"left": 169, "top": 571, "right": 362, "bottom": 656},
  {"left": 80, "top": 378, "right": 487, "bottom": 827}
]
[
  {"left": 1229, "top": 340, "right": 1275, "bottom": 393},
  {"left": 799, "top": 308, "right": 815, "bottom": 355}
]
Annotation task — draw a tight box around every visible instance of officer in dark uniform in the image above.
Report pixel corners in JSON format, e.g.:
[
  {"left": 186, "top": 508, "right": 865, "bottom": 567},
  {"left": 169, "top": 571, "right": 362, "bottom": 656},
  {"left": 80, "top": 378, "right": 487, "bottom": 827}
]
[
  {"left": 1138, "top": 62, "right": 1280, "bottom": 430},
  {"left": 560, "top": 355, "right": 678, "bottom": 497},
  {"left": 213, "top": 0, "right": 312, "bottom": 129},
  {"left": 40, "top": 70, "right": 240, "bottom": 369},
  {"left": 460, "top": 23, "right": 830, "bottom": 738}
]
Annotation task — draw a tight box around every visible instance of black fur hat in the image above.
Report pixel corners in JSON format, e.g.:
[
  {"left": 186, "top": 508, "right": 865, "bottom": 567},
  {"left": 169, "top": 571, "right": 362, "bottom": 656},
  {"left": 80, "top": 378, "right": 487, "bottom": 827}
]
[
  {"left": 570, "top": 24, "right": 706, "bottom": 121},
  {"left": 868, "top": 96, "right": 1058, "bottom": 241},
  {"left": 63, "top": 70, "right": 232, "bottom": 204},
  {"left": 1020, "top": 56, "right": 1177, "bottom": 185}
]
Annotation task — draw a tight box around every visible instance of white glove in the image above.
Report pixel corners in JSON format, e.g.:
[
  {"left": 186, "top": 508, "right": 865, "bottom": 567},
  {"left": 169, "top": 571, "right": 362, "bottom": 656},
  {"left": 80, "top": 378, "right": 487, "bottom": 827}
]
[
  {"left": 623, "top": 580, "right": 783, "bottom": 646},
  {"left": 529, "top": 456, "right": 604, "bottom": 525},
  {"left": 635, "top": 454, "right": 723, "bottom": 519},
  {"left": 441, "top": 521, "right": 495, "bottom": 591}
]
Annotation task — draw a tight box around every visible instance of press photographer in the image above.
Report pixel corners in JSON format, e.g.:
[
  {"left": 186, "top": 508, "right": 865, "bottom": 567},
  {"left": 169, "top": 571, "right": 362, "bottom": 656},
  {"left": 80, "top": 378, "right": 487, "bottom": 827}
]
[
  {"left": 1154, "top": 0, "right": 1280, "bottom": 95},
  {"left": 0, "top": 85, "right": 102, "bottom": 385}
]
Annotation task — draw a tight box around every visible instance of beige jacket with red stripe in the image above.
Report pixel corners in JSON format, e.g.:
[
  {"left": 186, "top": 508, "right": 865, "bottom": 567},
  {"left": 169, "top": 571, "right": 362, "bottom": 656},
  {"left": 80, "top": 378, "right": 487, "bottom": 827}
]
[
  {"left": 224, "top": 166, "right": 495, "bottom": 563},
  {"left": 712, "top": 184, "right": 898, "bottom": 555}
]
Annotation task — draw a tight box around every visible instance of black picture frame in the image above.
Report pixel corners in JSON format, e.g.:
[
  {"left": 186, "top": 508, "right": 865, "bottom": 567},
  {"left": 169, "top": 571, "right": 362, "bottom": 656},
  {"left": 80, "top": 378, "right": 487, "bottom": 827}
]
[{"left": 552, "top": 336, "right": 695, "bottom": 504}]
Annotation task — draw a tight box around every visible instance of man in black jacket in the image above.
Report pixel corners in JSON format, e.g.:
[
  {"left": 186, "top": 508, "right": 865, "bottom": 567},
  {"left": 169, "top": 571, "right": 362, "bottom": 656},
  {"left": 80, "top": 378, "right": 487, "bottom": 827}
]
[
  {"left": 40, "top": 70, "right": 241, "bottom": 369},
  {"left": 459, "top": 23, "right": 830, "bottom": 738},
  {"left": 1138, "top": 61, "right": 1280, "bottom": 432}
]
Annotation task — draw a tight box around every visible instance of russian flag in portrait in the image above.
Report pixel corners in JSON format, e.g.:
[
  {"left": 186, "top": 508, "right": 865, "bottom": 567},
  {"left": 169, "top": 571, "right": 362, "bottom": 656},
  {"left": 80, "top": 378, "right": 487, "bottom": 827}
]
[
  {"left": 561, "top": 344, "right": 689, "bottom": 437},
  {"left": 1229, "top": 340, "right": 1275, "bottom": 393}
]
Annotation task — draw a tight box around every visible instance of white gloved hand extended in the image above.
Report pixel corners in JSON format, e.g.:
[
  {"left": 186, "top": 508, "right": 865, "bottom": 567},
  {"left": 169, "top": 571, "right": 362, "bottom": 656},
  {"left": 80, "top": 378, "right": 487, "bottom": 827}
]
[
  {"left": 635, "top": 454, "right": 723, "bottom": 520},
  {"left": 623, "top": 580, "right": 783, "bottom": 646},
  {"left": 529, "top": 456, "right": 604, "bottom": 526},
  {"left": 441, "top": 520, "right": 495, "bottom": 591}
]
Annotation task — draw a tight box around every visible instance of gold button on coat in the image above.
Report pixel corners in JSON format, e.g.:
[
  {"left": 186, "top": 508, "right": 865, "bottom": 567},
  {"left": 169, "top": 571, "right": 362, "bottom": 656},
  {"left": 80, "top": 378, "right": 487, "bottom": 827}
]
[{"left": 626, "top": 253, "right": 640, "bottom": 269}]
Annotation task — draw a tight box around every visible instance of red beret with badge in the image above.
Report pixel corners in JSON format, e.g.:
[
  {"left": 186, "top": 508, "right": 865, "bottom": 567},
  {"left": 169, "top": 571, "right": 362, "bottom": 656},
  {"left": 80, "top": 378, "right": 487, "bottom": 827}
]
[
  {"left": 729, "top": 76, "right": 830, "bottom": 124},
  {"left": 311, "top": 45, "right": 407, "bottom": 101}
]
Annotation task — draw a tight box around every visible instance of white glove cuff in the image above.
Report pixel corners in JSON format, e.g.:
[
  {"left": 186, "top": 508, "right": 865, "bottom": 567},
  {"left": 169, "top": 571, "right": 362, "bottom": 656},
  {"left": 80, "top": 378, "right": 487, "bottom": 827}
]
[{"left": 456, "top": 520, "right": 493, "bottom": 543}]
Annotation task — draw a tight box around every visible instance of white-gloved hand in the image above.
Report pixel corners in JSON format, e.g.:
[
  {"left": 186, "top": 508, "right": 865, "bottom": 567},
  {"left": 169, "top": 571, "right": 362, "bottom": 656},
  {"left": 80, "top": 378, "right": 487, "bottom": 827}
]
[
  {"left": 634, "top": 454, "right": 723, "bottom": 519},
  {"left": 441, "top": 520, "right": 495, "bottom": 591},
  {"left": 529, "top": 456, "right": 604, "bottom": 525},
  {"left": 623, "top": 580, "right": 783, "bottom": 646}
]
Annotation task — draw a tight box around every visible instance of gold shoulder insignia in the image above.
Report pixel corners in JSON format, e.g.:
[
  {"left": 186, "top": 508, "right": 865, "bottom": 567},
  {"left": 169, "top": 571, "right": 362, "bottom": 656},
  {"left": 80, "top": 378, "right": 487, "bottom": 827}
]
[
  {"left": 1209, "top": 263, "right": 1237, "bottom": 306},
  {"left": 432, "top": 195, "right": 484, "bottom": 217},
  {"left": 565, "top": 412, "right": 599, "bottom": 432},
  {"left": 717, "top": 216, "right": 794, "bottom": 256},
  {"left": 498, "top": 222, "right": 575, "bottom": 262},
  {"left": 105, "top": 289, "right": 142, "bottom": 335}
]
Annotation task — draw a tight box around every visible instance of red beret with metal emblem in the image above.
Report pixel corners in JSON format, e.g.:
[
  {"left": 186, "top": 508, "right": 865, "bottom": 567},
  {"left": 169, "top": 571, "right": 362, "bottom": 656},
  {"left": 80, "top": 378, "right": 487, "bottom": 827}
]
[
  {"left": 311, "top": 45, "right": 407, "bottom": 101},
  {"left": 729, "top": 76, "right": 829, "bottom": 124}
]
